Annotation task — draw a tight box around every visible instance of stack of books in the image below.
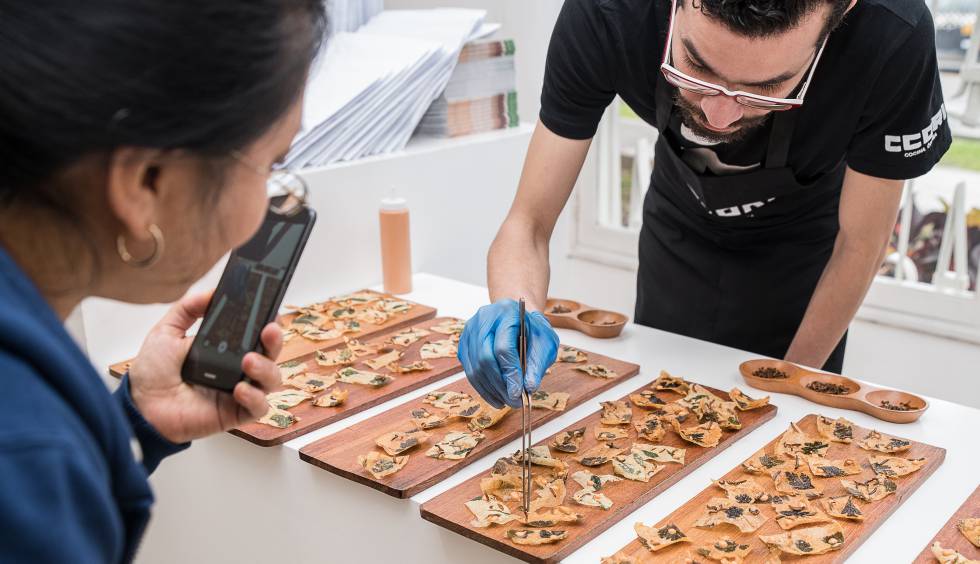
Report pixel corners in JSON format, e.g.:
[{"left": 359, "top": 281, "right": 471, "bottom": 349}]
[{"left": 416, "top": 37, "right": 519, "bottom": 138}]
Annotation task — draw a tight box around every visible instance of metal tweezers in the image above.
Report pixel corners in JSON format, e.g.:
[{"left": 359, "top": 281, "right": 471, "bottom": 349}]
[{"left": 518, "top": 298, "right": 532, "bottom": 517}]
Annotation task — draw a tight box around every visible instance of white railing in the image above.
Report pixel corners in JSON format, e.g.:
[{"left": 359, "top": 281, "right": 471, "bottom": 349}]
[{"left": 574, "top": 98, "right": 980, "bottom": 342}]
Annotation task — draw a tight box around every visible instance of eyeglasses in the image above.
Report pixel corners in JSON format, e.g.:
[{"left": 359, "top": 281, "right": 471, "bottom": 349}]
[
  {"left": 660, "top": 0, "right": 828, "bottom": 111},
  {"left": 229, "top": 150, "right": 309, "bottom": 216}
]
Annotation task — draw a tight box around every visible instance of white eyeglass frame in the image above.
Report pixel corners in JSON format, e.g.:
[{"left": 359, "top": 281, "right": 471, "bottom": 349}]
[{"left": 660, "top": 0, "right": 829, "bottom": 111}]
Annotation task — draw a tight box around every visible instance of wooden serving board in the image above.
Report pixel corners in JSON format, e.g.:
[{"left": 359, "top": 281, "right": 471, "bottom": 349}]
[
  {"left": 231, "top": 316, "right": 463, "bottom": 447},
  {"left": 605, "top": 414, "right": 946, "bottom": 564},
  {"left": 107, "top": 289, "right": 437, "bottom": 378},
  {"left": 420, "top": 383, "right": 778, "bottom": 564},
  {"left": 299, "top": 350, "right": 640, "bottom": 498},
  {"left": 914, "top": 484, "right": 980, "bottom": 563}
]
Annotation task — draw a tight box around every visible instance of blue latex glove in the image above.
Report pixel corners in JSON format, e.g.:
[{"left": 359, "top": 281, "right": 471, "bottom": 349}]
[{"left": 458, "top": 299, "right": 560, "bottom": 409}]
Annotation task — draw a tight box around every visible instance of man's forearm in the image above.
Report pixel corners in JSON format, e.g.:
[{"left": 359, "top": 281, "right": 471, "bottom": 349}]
[
  {"left": 784, "top": 236, "right": 887, "bottom": 369},
  {"left": 487, "top": 214, "right": 552, "bottom": 312}
]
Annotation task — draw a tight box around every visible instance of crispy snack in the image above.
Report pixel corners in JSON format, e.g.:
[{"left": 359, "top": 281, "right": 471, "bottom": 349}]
[
  {"left": 821, "top": 495, "right": 865, "bottom": 521},
  {"left": 425, "top": 431, "right": 485, "bottom": 460},
  {"left": 465, "top": 498, "right": 518, "bottom": 528},
  {"left": 868, "top": 455, "right": 927, "bottom": 477},
  {"left": 357, "top": 451, "right": 408, "bottom": 479},
  {"left": 423, "top": 391, "right": 473, "bottom": 409},
  {"left": 446, "top": 399, "right": 483, "bottom": 419},
  {"left": 552, "top": 427, "right": 587, "bottom": 453},
  {"left": 557, "top": 344, "right": 588, "bottom": 363},
  {"left": 570, "top": 469, "right": 623, "bottom": 491},
  {"left": 388, "top": 327, "right": 431, "bottom": 347},
  {"left": 773, "top": 498, "right": 833, "bottom": 530},
  {"left": 284, "top": 373, "right": 335, "bottom": 394},
  {"left": 576, "top": 442, "right": 624, "bottom": 467},
  {"left": 742, "top": 452, "right": 803, "bottom": 475},
  {"left": 653, "top": 371, "right": 691, "bottom": 395},
  {"left": 806, "top": 457, "right": 863, "bottom": 478},
  {"left": 696, "top": 537, "right": 751, "bottom": 563},
  {"left": 959, "top": 518, "right": 980, "bottom": 549},
  {"left": 931, "top": 542, "right": 980, "bottom": 564},
  {"left": 375, "top": 427, "right": 431, "bottom": 456},
  {"left": 572, "top": 487, "right": 615, "bottom": 510},
  {"left": 635, "top": 522, "right": 691, "bottom": 552},
  {"left": 713, "top": 478, "right": 771, "bottom": 504},
  {"left": 600, "top": 400, "right": 633, "bottom": 425},
  {"left": 670, "top": 419, "right": 722, "bottom": 448},
  {"left": 313, "top": 388, "right": 348, "bottom": 407},
  {"left": 529, "top": 478, "right": 568, "bottom": 513},
  {"left": 467, "top": 404, "right": 512, "bottom": 431},
  {"left": 613, "top": 453, "right": 663, "bottom": 482},
  {"left": 841, "top": 476, "right": 897, "bottom": 502},
  {"left": 329, "top": 291, "right": 379, "bottom": 306},
  {"left": 690, "top": 397, "right": 742, "bottom": 430},
  {"left": 278, "top": 360, "right": 309, "bottom": 382},
  {"left": 281, "top": 328, "right": 298, "bottom": 342},
  {"left": 857, "top": 430, "right": 912, "bottom": 453},
  {"left": 521, "top": 506, "right": 583, "bottom": 528},
  {"left": 774, "top": 422, "right": 830, "bottom": 458},
  {"left": 575, "top": 364, "right": 619, "bottom": 379},
  {"left": 816, "top": 415, "right": 854, "bottom": 443},
  {"left": 430, "top": 318, "right": 465, "bottom": 335},
  {"left": 409, "top": 406, "right": 448, "bottom": 430},
  {"left": 601, "top": 550, "right": 644, "bottom": 564},
  {"left": 728, "top": 387, "right": 770, "bottom": 411},
  {"left": 420, "top": 339, "right": 457, "bottom": 359},
  {"left": 595, "top": 426, "right": 630, "bottom": 441},
  {"left": 265, "top": 389, "right": 314, "bottom": 409},
  {"left": 258, "top": 406, "right": 299, "bottom": 429},
  {"left": 505, "top": 529, "right": 568, "bottom": 546},
  {"left": 772, "top": 469, "right": 824, "bottom": 499},
  {"left": 376, "top": 298, "right": 412, "bottom": 314},
  {"left": 678, "top": 384, "right": 726, "bottom": 409},
  {"left": 355, "top": 308, "right": 388, "bottom": 326},
  {"left": 629, "top": 389, "right": 668, "bottom": 409},
  {"left": 336, "top": 367, "right": 393, "bottom": 387},
  {"left": 632, "top": 444, "right": 686, "bottom": 465},
  {"left": 481, "top": 474, "right": 523, "bottom": 502},
  {"left": 633, "top": 413, "right": 667, "bottom": 442},
  {"left": 759, "top": 522, "right": 845, "bottom": 557},
  {"left": 530, "top": 390, "right": 570, "bottom": 411},
  {"left": 363, "top": 348, "right": 402, "bottom": 370},
  {"left": 315, "top": 347, "right": 356, "bottom": 367},
  {"left": 694, "top": 497, "right": 768, "bottom": 533},
  {"left": 390, "top": 360, "right": 433, "bottom": 374},
  {"left": 344, "top": 338, "right": 378, "bottom": 357}
]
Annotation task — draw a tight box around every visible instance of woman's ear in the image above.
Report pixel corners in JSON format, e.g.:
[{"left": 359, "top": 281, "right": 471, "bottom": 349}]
[{"left": 105, "top": 146, "right": 166, "bottom": 241}]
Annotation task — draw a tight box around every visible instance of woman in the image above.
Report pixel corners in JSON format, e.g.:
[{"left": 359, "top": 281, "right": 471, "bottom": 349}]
[{"left": 0, "top": 1, "right": 326, "bottom": 561}]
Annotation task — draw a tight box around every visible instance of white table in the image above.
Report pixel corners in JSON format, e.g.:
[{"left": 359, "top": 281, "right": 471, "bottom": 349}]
[{"left": 137, "top": 274, "right": 980, "bottom": 564}]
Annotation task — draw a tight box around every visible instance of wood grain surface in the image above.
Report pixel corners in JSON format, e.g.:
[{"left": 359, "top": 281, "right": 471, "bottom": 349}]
[
  {"left": 913, "top": 484, "right": 980, "bottom": 563},
  {"left": 604, "top": 414, "right": 946, "bottom": 564},
  {"left": 420, "top": 383, "right": 778, "bottom": 563},
  {"left": 231, "top": 316, "right": 464, "bottom": 446},
  {"left": 106, "top": 289, "right": 436, "bottom": 378},
  {"left": 299, "top": 350, "right": 641, "bottom": 498}
]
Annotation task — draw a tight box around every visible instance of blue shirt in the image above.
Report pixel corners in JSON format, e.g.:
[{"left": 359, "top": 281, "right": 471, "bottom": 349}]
[{"left": 0, "top": 245, "right": 189, "bottom": 563}]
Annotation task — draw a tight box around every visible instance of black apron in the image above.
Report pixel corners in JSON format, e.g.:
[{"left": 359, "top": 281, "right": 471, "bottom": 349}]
[{"left": 635, "top": 78, "right": 848, "bottom": 373}]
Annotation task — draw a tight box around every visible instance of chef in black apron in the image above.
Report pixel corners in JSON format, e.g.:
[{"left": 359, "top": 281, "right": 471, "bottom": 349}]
[{"left": 460, "top": 0, "right": 951, "bottom": 408}]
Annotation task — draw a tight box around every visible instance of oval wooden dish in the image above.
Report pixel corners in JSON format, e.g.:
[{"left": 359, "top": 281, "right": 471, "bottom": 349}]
[
  {"left": 738, "top": 359, "right": 929, "bottom": 423},
  {"left": 543, "top": 298, "right": 628, "bottom": 338}
]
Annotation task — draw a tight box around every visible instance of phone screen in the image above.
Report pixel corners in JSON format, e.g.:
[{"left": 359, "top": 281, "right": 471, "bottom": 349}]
[{"left": 182, "top": 202, "right": 316, "bottom": 390}]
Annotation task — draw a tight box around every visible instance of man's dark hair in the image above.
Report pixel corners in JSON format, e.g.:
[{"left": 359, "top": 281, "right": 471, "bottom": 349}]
[{"left": 689, "top": 0, "right": 851, "bottom": 42}]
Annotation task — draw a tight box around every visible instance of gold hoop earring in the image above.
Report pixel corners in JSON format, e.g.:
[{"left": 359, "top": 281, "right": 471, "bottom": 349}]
[{"left": 117, "top": 224, "right": 165, "bottom": 268}]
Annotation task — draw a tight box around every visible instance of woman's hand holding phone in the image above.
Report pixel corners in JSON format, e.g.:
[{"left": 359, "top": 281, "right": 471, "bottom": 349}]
[{"left": 128, "top": 290, "right": 282, "bottom": 444}]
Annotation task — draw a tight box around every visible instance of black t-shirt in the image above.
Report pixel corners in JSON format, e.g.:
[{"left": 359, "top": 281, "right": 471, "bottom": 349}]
[{"left": 540, "top": 0, "right": 951, "bottom": 183}]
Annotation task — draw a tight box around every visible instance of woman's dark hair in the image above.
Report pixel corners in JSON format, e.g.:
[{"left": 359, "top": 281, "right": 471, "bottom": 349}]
[
  {"left": 0, "top": 0, "right": 326, "bottom": 198},
  {"left": 689, "top": 0, "right": 850, "bottom": 43}
]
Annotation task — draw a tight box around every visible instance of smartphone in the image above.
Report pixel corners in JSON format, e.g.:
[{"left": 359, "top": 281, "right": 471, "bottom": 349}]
[{"left": 181, "top": 197, "right": 317, "bottom": 391}]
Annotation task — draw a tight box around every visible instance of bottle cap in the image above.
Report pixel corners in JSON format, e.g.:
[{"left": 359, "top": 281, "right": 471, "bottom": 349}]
[{"left": 380, "top": 193, "right": 407, "bottom": 211}]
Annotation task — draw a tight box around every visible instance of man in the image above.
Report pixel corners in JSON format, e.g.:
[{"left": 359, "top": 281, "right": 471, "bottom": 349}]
[{"left": 458, "top": 0, "right": 951, "bottom": 409}]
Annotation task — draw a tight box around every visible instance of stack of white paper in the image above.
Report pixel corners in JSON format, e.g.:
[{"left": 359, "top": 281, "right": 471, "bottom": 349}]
[
  {"left": 324, "top": 0, "right": 384, "bottom": 39},
  {"left": 417, "top": 36, "right": 520, "bottom": 138},
  {"left": 286, "top": 8, "right": 487, "bottom": 167}
]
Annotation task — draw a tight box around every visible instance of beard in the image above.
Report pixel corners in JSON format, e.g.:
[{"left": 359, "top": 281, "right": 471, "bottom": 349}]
[{"left": 673, "top": 92, "right": 771, "bottom": 145}]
